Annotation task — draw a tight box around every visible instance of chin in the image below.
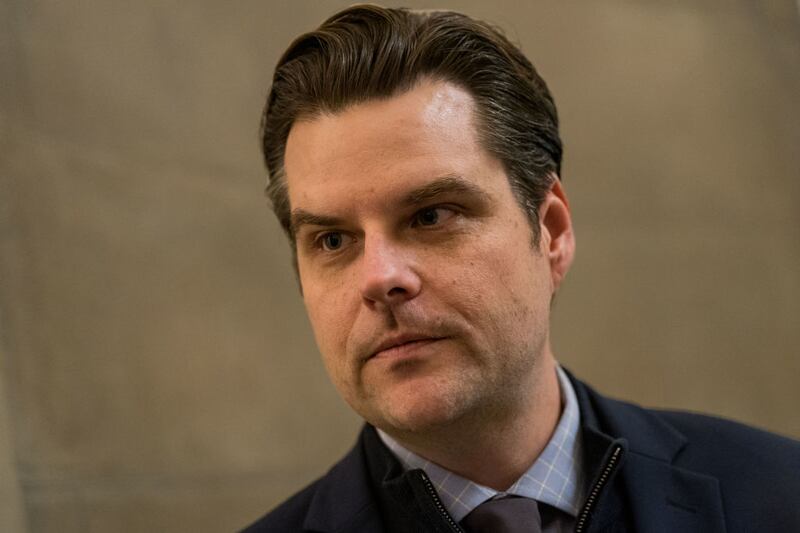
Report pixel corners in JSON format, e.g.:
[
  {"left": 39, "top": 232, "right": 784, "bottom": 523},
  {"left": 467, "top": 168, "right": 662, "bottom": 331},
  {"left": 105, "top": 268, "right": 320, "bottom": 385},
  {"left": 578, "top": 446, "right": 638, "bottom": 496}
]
[{"left": 368, "top": 377, "right": 480, "bottom": 435}]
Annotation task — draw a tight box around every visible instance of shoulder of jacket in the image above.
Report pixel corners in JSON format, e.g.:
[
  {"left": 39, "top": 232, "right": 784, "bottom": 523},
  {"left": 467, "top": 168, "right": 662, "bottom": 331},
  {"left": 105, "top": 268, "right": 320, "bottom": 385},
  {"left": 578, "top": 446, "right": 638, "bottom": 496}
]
[
  {"left": 653, "top": 408, "right": 800, "bottom": 467},
  {"left": 239, "top": 478, "right": 322, "bottom": 533}
]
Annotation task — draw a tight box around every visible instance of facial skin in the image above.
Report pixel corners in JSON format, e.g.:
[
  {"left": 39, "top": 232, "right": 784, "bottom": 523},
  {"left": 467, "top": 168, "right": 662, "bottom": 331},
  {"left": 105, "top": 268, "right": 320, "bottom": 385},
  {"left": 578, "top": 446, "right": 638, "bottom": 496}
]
[{"left": 284, "top": 80, "right": 574, "bottom": 482}]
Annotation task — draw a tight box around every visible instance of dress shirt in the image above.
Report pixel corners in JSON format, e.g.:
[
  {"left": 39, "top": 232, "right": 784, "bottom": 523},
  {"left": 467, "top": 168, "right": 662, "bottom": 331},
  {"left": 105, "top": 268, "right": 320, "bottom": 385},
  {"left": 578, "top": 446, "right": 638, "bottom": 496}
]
[{"left": 378, "top": 365, "right": 584, "bottom": 533}]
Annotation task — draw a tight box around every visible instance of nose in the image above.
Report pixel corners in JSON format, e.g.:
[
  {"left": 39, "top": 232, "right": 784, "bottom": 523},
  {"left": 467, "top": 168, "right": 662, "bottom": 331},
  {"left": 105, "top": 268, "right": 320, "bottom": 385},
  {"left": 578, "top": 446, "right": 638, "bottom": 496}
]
[{"left": 359, "top": 236, "right": 421, "bottom": 308}]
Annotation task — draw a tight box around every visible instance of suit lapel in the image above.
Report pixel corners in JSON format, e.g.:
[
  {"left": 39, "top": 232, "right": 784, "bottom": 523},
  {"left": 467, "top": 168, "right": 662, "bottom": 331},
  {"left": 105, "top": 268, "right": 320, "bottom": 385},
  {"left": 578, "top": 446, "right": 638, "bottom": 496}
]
[
  {"left": 623, "top": 452, "right": 726, "bottom": 533},
  {"left": 569, "top": 371, "right": 726, "bottom": 533}
]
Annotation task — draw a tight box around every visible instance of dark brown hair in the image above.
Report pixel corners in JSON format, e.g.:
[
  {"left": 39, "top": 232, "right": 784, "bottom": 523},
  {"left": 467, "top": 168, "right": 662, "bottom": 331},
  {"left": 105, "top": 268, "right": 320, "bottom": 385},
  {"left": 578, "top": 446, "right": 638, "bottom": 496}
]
[{"left": 261, "top": 4, "right": 562, "bottom": 248}]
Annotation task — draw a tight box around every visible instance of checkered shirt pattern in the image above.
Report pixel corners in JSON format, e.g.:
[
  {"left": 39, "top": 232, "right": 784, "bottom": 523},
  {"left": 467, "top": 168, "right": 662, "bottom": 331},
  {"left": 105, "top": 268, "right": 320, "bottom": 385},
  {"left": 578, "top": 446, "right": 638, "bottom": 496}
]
[{"left": 378, "top": 365, "right": 584, "bottom": 532}]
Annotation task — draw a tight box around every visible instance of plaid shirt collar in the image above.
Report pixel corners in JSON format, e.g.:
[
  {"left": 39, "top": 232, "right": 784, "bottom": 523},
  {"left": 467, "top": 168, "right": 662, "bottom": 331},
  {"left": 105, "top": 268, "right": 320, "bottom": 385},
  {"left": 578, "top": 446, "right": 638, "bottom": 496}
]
[{"left": 377, "top": 365, "right": 584, "bottom": 522}]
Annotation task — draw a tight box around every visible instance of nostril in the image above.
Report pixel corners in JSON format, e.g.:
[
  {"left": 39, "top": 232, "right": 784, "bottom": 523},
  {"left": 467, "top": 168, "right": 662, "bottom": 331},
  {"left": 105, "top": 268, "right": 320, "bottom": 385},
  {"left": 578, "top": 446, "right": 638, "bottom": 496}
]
[{"left": 387, "top": 286, "right": 407, "bottom": 297}]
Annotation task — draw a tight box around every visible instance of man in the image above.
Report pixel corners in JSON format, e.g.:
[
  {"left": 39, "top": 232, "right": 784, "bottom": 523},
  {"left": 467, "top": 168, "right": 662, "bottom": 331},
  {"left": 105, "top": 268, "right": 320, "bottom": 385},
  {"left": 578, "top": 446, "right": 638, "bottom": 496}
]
[{"left": 244, "top": 5, "right": 800, "bottom": 532}]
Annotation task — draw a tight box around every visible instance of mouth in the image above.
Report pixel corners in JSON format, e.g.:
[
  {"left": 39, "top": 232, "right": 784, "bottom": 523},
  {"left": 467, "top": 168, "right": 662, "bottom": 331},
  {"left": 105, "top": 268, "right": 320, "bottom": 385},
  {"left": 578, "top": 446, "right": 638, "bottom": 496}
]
[{"left": 370, "top": 335, "right": 446, "bottom": 361}]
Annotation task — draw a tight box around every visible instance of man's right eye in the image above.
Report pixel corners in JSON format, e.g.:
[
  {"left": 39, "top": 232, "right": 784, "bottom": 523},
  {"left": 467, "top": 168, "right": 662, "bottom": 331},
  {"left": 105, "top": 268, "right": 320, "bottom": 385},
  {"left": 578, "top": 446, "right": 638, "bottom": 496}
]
[{"left": 318, "top": 232, "right": 348, "bottom": 251}]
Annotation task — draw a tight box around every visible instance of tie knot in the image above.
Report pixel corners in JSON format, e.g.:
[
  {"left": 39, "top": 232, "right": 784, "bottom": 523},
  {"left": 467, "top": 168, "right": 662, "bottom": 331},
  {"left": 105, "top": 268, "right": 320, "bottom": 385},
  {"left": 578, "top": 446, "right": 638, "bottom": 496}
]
[{"left": 460, "top": 496, "right": 542, "bottom": 533}]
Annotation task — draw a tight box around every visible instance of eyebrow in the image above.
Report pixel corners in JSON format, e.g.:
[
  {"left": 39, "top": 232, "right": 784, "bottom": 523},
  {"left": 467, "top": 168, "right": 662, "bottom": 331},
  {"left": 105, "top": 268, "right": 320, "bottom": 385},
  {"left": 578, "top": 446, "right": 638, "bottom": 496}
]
[
  {"left": 290, "top": 211, "right": 345, "bottom": 236},
  {"left": 290, "top": 174, "right": 487, "bottom": 235},
  {"left": 399, "top": 174, "right": 486, "bottom": 207}
]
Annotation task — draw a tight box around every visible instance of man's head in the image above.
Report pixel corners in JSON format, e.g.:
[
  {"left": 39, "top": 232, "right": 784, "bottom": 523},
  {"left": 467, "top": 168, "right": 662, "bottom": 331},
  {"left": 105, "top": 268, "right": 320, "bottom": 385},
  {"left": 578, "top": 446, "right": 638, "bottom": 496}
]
[
  {"left": 262, "top": 5, "right": 574, "bottom": 440},
  {"left": 262, "top": 5, "right": 562, "bottom": 252}
]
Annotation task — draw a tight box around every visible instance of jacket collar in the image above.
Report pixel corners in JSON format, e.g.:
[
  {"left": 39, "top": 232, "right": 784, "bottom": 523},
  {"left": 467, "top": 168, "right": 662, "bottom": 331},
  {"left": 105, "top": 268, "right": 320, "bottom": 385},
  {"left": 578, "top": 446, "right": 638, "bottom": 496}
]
[
  {"left": 302, "top": 429, "right": 385, "bottom": 533},
  {"left": 567, "top": 369, "right": 727, "bottom": 533},
  {"left": 302, "top": 426, "right": 453, "bottom": 533}
]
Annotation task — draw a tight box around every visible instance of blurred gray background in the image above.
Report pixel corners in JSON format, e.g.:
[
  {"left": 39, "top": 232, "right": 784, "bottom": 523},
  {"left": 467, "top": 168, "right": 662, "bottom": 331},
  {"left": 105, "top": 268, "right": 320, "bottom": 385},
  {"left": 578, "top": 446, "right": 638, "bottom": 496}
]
[{"left": 1, "top": 1, "right": 798, "bottom": 531}]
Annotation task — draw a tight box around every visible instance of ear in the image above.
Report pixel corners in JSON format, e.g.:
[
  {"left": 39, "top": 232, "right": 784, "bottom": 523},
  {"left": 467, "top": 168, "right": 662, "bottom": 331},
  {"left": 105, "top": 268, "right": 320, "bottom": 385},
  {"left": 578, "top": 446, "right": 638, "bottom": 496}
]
[{"left": 539, "top": 178, "right": 575, "bottom": 291}]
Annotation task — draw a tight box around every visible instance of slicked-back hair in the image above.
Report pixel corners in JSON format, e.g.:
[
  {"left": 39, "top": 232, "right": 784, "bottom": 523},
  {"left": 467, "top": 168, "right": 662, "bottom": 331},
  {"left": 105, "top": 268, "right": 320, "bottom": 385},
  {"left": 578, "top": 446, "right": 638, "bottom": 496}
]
[{"left": 261, "top": 4, "right": 562, "bottom": 252}]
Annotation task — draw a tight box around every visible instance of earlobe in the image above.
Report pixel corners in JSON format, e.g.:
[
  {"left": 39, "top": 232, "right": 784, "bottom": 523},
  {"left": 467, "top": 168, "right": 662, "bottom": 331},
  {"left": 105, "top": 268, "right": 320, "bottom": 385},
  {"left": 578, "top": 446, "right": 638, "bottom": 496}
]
[{"left": 540, "top": 178, "right": 575, "bottom": 290}]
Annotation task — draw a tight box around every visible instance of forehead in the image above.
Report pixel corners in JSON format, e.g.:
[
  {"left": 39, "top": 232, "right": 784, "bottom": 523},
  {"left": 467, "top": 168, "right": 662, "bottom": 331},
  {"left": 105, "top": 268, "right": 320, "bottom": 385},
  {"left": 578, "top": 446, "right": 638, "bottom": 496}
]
[{"left": 283, "top": 80, "right": 501, "bottom": 213}]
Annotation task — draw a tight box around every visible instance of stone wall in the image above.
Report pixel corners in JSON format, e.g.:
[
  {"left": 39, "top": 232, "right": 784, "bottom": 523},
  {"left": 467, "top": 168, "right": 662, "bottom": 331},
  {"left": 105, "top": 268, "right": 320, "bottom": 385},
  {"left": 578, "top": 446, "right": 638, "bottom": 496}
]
[{"left": 1, "top": 1, "right": 798, "bottom": 531}]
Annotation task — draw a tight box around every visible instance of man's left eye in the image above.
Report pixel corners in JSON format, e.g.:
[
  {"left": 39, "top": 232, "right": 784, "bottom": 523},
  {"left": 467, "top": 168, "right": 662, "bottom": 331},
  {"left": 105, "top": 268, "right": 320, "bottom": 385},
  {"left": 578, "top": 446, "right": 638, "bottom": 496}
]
[{"left": 413, "top": 207, "right": 453, "bottom": 227}]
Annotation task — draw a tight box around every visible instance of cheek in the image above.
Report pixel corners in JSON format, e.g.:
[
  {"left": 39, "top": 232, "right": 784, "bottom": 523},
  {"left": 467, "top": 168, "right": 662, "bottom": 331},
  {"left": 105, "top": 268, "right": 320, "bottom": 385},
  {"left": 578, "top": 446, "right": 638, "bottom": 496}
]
[
  {"left": 452, "top": 240, "right": 549, "bottom": 330},
  {"left": 302, "top": 275, "right": 364, "bottom": 374},
  {"left": 306, "top": 291, "right": 349, "bottom": 347},
  {"left": 446, "top": 262, "right": 494, "bottom": 317},
  {"left": 305, "top": 301, "right": 352, "bottom": 395}
]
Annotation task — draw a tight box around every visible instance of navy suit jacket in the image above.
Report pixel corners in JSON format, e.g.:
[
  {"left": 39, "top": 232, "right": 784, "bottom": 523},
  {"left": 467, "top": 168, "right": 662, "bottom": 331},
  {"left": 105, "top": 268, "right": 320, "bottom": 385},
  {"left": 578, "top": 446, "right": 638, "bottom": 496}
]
[{"left": 243, "top": 372, "right": 800, "bottom": 532}]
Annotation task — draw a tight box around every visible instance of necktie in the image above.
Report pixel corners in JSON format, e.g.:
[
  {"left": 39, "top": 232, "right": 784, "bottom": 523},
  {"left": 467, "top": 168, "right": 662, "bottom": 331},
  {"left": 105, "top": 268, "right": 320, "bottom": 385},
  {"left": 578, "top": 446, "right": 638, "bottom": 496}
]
[{"left": 460, "top": 496, "right": 542, "bottom": 533}]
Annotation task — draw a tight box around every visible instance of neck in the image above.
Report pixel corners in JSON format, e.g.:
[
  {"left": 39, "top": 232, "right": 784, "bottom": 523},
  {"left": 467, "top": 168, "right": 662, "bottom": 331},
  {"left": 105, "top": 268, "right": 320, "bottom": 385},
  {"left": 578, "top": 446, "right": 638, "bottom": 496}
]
[{"left": 386, "top": 356, "right": 562, "bottom": 491}]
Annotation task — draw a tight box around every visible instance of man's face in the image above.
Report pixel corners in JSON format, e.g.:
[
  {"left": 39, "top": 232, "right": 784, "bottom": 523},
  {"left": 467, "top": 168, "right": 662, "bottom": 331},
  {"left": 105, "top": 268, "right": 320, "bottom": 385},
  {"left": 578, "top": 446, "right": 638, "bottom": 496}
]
[{"left": 284, "top": 80, "right": 570, "bottom": 435}]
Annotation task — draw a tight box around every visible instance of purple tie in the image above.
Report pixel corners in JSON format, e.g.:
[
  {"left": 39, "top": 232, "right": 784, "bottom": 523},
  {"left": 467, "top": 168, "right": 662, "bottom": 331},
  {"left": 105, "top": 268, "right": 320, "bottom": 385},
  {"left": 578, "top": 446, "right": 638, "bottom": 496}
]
[{"left": 460, "top": 496, "right": 542, "bottom": 533}]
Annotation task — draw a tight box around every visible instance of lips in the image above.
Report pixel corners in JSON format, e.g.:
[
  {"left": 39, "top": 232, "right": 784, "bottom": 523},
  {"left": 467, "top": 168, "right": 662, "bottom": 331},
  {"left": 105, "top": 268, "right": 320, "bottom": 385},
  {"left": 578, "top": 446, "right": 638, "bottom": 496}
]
[{"left": 370, "top": 334, "right": 444, "bottom": 360}]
